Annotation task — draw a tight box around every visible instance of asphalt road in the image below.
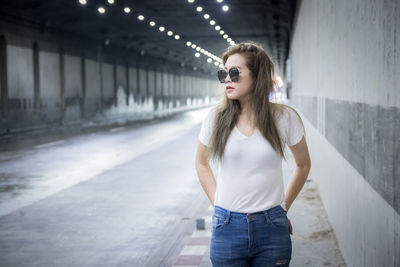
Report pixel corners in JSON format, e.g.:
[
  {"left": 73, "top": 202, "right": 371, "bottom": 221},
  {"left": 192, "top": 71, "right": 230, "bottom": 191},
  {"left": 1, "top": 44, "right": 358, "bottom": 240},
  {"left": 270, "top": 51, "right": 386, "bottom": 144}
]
[{"left": 0, "top": 108, "right": 212, "bottom": 267}]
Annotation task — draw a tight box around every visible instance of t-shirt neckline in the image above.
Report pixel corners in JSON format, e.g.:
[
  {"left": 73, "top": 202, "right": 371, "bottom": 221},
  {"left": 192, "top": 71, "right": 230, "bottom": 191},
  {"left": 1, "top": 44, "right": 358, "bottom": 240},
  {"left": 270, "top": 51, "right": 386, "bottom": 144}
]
[{"left": 234, "top": 126, "right": 258, "bottom": 138}]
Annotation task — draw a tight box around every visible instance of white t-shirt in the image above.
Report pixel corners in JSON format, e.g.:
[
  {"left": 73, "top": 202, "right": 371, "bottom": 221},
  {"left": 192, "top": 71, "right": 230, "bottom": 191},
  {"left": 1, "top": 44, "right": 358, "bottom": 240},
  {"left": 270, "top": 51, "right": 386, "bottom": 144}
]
[{"left": 198, "top": 105, "right": 305, "bottom": 213}]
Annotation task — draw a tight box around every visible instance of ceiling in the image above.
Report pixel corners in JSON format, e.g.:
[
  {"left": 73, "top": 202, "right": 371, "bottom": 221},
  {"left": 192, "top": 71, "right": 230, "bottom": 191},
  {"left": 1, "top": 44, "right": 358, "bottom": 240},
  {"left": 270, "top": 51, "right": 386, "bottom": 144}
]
[{"left": 0, "top": 0, "right": 297, "bottom": 75}]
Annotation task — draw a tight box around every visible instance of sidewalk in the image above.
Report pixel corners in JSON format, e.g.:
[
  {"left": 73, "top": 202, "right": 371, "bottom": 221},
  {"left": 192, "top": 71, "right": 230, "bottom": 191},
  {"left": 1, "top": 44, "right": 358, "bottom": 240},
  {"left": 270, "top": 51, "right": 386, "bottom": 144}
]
[{"left": 170, "top": 161, "right": 347, "bottom": 266}]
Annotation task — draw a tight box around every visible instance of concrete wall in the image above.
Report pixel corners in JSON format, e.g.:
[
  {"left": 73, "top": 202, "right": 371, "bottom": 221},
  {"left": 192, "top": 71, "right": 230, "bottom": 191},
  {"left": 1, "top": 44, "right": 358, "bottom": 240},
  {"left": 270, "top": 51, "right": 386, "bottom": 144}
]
[
  {"left": 288, "top": 0, "right": 399, "bottom": 266},
  {"left": 39, "top": 50, "right": 61, "bottom": 122},
  {"left": 0, "top": 22, "right": 220, "bottom": 134}
]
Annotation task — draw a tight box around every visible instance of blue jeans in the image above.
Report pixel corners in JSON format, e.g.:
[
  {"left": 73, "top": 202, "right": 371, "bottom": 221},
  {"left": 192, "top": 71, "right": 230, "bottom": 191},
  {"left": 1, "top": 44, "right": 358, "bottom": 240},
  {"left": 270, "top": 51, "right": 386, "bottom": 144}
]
[{"left": 210, "top": 205, "right": 292, "bottom": 267}]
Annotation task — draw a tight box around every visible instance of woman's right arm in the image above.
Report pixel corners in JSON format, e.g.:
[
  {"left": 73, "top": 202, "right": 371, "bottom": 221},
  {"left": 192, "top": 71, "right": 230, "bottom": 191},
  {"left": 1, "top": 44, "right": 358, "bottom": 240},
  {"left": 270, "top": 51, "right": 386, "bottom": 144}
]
[{"left": 195, "top": 141, "right": 216, "bottom": 207}]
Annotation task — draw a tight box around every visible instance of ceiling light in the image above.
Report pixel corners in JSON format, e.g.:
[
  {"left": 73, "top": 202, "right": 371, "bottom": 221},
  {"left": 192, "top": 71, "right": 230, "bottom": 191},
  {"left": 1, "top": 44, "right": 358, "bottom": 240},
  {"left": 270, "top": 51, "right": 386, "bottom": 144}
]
[
  {"left": 186, "top": 41, "right": 192, "bottom": 46},
  {"left": 195, "top": 52, "right": 200, "bottom": 57},
  {"left": 188, "top": 0, "right": 195, "bottom": 3},
  {"left": 138, "top": 15, "right": 144, "bottom": 20},
  {"left": 200, "top": 48, "right": 205, "bottom": 53},
  {"left": 196, "top": 47, "right": 201, "bottom": 51},
  {"left": 222, "top": 5, "right": 229, "bottom": 11},
  {"left": 230, "top": 41, "right": 235, "bottom": 45},
  {"left": 207, "top": 58, "right": 212, "bottom": 63},
  {"left": 214, "top": 61, "right": 219, "bottom": 66},
  {"left": 159, "top": 26, "right": 165, "bottom": 32},
  {"left": 203, "top": 14, "right": 210, "bottom": 19},
  {"left": 219, "top": 64, "right": 224, "bottom": 68},
  {"left": 196, "top": 6, "right": 203, "bottom": 12},
  {"left": 98, "top": 7, "right": 106, "bottom": 14},
  {"left": 215, "top": 25, "right": 221, "bottom": 31},
  {"left": 191, "top": 44, "right": 197, "bottom": 48},
  {"left": 210, "top": 20, "right": 216, "bottom": 25},
  {"left": 223, "top": 34, "right": 228, "bottom": 39},
  {"left": 79, "top": 0, "right": 87, "bottom": 5},
  {"left": 167, "top": 31, "right": 173, "bottom": 36},
  {"left": 107, "top": 0, "right": 114, "bottom": 4},
  {"left": 149, "top": 21, "right": 156, "bottom": 26},
  {"left": 217, "top": 0, "right": 223, "bottom": 2},
  {"left": 174, "top": 35, "right": 180, "bottom": 40},
  {"left": 124, "top": 7, "right": 131, "bottom": 13},
  {"left": 219, "top": 30, "right": 224, "bottom": 35},
  {"left": 227, "top": 38, "right": 232, "bottom": 42}
]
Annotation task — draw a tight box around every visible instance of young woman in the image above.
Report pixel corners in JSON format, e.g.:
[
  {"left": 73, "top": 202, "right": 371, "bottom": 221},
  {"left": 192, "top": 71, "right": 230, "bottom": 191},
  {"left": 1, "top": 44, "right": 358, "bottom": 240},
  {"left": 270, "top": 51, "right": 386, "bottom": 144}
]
[{"left": 195, "top": 42, "right": 311, "bottom": 267}]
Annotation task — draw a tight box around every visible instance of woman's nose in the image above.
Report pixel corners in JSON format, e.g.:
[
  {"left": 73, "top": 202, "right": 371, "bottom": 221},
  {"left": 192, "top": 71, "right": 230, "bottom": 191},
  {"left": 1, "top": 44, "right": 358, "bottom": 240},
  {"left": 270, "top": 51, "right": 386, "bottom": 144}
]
[{"left": 224, "top": 73, "right": 231, "bottom": 83}]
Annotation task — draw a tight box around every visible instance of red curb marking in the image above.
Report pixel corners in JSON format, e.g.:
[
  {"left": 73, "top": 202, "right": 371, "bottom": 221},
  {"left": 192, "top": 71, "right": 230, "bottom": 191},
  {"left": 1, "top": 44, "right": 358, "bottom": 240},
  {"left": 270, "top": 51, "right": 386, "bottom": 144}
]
[
  {"left": 187, "top": 237, "right": 211, "bottom": 245},
  {"left": 174, "top": 255, "right": 204, "bottom": 265}
]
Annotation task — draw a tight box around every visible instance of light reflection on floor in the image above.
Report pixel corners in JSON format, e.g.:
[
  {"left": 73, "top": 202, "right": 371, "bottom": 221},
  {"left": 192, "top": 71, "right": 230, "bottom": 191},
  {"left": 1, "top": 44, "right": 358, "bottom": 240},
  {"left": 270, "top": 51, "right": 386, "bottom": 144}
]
[{"left": 0, "top": 106, "right": 214, "bottom": 216}]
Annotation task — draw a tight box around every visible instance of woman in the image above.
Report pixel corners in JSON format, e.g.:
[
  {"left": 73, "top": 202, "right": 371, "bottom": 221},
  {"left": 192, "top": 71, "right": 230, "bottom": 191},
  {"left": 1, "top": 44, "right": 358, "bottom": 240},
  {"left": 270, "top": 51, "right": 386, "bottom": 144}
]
[{"left": 195, "top": 42, "right": 311, "bottom": 267}]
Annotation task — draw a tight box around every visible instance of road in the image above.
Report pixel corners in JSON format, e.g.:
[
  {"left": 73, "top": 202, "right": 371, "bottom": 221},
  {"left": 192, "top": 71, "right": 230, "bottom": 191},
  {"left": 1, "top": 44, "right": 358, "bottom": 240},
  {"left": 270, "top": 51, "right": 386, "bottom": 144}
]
[{"left": 0, "top": 108, "right": 211, "bottom": 266}]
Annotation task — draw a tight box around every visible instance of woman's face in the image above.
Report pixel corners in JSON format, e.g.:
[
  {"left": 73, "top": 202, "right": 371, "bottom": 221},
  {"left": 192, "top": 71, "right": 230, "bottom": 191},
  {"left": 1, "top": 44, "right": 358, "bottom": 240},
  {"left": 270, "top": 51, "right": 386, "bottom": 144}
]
[{"left": 223, "top": 53, "right": 254, "bottom": 101}]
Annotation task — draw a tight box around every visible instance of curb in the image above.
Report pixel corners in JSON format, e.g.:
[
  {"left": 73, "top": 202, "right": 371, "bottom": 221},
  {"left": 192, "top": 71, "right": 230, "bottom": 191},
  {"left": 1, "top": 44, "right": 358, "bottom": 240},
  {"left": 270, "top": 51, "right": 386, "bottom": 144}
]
[{"left": 172, "top": 205, "right": 214, "bottom": 267}]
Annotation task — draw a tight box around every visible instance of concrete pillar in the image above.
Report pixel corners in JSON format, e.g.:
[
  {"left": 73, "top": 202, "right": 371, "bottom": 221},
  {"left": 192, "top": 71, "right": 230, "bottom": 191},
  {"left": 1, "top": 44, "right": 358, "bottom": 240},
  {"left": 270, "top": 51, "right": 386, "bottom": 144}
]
[
  {"left": 33, "top": 42, "right": 40, "bottom": 111},
  {"left": 80, "top": 53, "right": 86, "bottom": 118},
  {"left": 0, "top": 35, "right": 8, "bottom": 121}
]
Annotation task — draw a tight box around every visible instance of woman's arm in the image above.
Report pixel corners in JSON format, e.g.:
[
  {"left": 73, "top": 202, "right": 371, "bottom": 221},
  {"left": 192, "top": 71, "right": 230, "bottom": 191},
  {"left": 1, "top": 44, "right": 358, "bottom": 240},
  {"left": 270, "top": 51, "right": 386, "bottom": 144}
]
[
  {"left": 195, "top": 141, "right": 217, "bottom": 207},
  {"left": 285, "top": 136, "right": 311, "bottom": 213}
]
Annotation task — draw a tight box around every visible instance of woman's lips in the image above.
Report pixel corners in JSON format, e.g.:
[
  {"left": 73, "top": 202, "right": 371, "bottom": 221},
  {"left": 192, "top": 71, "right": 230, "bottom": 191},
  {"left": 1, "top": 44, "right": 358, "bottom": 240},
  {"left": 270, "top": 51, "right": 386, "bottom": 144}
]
[{"left": 226, "top": 86, "right": 234, "bottom": 91}]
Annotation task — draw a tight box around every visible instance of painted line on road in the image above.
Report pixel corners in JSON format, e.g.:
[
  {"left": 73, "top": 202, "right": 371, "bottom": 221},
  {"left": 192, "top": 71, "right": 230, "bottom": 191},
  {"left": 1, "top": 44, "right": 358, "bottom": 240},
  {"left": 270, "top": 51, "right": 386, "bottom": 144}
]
[
  {"left": 109, "top": 127, "right": 126, "bottom": 132},
  {"left": 36, "top": 140, "right": 65, "bottom": 149}
]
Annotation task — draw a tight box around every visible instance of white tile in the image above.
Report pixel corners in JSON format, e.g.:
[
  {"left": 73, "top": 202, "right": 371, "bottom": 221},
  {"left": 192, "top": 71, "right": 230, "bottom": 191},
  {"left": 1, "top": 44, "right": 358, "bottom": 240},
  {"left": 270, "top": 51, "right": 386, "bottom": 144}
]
[
  {"left": 180, "top": 245, "right": 209, "bottom": 255},
  {"left": 191, "top": 229, "right": 212, "bottom": 238}
]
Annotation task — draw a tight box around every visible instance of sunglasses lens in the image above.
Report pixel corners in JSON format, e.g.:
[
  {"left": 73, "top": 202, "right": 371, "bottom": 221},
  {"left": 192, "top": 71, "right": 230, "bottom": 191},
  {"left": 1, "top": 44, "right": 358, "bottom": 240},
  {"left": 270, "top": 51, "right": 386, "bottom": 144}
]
[
  {"left": 217, "top": 70, "right": 227, "bottom": 83},
  {"left": 229, "top": 68, "right": 239, "bottom": 82}
]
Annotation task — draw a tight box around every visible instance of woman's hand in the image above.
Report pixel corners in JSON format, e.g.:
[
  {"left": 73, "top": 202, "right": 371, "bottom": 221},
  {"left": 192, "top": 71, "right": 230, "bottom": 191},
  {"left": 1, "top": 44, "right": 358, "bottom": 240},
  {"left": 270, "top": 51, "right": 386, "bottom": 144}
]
[{"left": 288, "top": 218, "right": 293, "bottom": 235}]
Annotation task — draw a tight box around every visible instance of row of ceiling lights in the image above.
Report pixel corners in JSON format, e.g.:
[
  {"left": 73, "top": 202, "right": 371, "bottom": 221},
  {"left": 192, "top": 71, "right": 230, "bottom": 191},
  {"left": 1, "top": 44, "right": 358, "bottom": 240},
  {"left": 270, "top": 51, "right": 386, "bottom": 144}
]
[
  {"left": 186, "top": 0, "right": 236, "bottom": 46},
  {"left": 77, "top": 0, "right": 224, "bottom": 70},
  {"left": 188, "top": 0, "right": 229, "bottom": 11}
]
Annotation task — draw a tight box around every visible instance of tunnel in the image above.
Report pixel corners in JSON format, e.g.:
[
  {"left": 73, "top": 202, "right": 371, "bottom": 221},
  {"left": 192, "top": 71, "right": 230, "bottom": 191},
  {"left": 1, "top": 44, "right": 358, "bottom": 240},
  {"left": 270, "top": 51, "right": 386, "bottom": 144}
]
[{"left": 0, "top": 0, "right": 399, "bottom": 266}]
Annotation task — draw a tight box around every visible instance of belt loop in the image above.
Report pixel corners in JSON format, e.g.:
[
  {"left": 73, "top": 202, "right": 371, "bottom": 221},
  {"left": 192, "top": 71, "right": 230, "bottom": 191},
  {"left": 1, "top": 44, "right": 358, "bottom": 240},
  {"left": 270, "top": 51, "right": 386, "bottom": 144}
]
[
  {"left": 224, "top": 210, "right": 231, "bottom": 224},
  {"left": 263, "top": 210, "right": 271, "bottom": 224}
]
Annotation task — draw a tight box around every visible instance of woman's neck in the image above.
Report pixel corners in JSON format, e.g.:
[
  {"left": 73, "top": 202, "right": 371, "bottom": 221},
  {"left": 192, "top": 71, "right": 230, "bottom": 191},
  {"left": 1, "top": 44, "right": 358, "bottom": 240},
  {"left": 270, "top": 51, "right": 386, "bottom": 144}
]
[{"left": 239, "top": 100, "right": 255, "bottom": 125}]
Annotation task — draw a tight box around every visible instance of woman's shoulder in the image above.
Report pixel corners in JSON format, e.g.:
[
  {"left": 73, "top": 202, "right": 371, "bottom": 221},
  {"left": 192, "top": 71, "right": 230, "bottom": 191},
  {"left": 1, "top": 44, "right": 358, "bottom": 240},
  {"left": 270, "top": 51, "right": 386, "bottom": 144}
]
[
  {"left": 272, "top": 103, "right": 299, "bottom": 119},
  {"left": 201, "top": 105, "right": 219, "bottom": 125}
]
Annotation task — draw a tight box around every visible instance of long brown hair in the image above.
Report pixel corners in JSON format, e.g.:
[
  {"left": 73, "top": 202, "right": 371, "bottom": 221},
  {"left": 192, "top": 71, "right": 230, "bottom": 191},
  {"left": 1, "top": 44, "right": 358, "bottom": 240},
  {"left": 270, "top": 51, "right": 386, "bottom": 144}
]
[{"left": 209, "top": 41, "right": 292, "bottom": 162}]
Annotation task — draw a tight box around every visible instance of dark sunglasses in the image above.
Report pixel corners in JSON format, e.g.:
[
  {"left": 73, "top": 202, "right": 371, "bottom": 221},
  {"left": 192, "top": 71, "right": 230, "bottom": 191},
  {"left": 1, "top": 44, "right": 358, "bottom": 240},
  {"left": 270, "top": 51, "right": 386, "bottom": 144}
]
[{"left": 217, "top": 67, "right": 241, "bottom": 83}]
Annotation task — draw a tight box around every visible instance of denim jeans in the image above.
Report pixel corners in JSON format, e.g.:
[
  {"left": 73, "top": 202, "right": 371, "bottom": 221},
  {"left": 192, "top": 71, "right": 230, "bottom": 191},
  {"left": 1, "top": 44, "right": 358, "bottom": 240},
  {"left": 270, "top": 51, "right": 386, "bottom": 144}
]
[{"left": 210, "top": 205, "right": 292, "bottom": 267}]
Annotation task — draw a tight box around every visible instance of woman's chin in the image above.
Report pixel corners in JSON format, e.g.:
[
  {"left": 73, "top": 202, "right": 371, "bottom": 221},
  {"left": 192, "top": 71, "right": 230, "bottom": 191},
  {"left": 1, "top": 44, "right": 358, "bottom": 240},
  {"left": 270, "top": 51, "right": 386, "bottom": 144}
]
[{"left": 226, "top": 92, "right": 237, "bottom": 99}]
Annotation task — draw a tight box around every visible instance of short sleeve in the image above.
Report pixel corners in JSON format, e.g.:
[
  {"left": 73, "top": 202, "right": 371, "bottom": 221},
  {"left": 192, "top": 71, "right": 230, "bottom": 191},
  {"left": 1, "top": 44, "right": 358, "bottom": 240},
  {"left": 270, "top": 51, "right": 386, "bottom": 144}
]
[
  {"left": 282, "top": 107, "right": 306, "bottom": 146},
  {"left": 198, "top": 106, "right": 217, "bottom": 147}
]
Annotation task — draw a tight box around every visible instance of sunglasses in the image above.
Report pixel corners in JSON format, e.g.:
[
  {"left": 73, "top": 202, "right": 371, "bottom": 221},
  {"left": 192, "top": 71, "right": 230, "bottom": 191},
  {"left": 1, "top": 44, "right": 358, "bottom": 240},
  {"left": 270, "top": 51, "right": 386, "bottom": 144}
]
[{"left": 217, "top": 67, "right": 241, "bottom": 83}]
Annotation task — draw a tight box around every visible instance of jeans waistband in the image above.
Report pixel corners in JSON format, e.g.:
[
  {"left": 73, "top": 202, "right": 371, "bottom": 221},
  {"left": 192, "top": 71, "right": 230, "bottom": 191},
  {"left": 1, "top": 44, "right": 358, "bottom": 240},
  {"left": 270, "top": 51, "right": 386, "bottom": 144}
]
[{"left": 213, "top": 204, "right": 286, "bottom": 220}]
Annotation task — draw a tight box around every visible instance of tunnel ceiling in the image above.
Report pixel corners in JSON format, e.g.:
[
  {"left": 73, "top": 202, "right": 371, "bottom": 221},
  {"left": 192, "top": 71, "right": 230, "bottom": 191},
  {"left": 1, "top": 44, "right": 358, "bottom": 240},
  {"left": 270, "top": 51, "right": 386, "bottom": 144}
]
[{"left": 0, "top": 0, "right": 297, "bottom": 75}]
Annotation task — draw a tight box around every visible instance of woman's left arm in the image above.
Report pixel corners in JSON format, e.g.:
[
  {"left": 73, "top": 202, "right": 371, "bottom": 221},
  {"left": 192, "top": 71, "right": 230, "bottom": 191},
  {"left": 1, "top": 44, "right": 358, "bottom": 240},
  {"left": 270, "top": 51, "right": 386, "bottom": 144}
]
[{"left": 285, "top": 135, "right": 311, "bottom": 213}]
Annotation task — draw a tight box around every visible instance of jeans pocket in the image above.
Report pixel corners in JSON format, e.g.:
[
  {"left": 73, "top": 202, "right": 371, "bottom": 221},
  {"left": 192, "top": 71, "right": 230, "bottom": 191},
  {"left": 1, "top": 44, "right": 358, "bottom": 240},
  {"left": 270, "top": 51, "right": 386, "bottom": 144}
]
[
  {"left": 212, "top": 214, "right": 226, "bottom": 231},
  {"left": 270, "top": 211, "right": 289, "bottom": 229}
]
